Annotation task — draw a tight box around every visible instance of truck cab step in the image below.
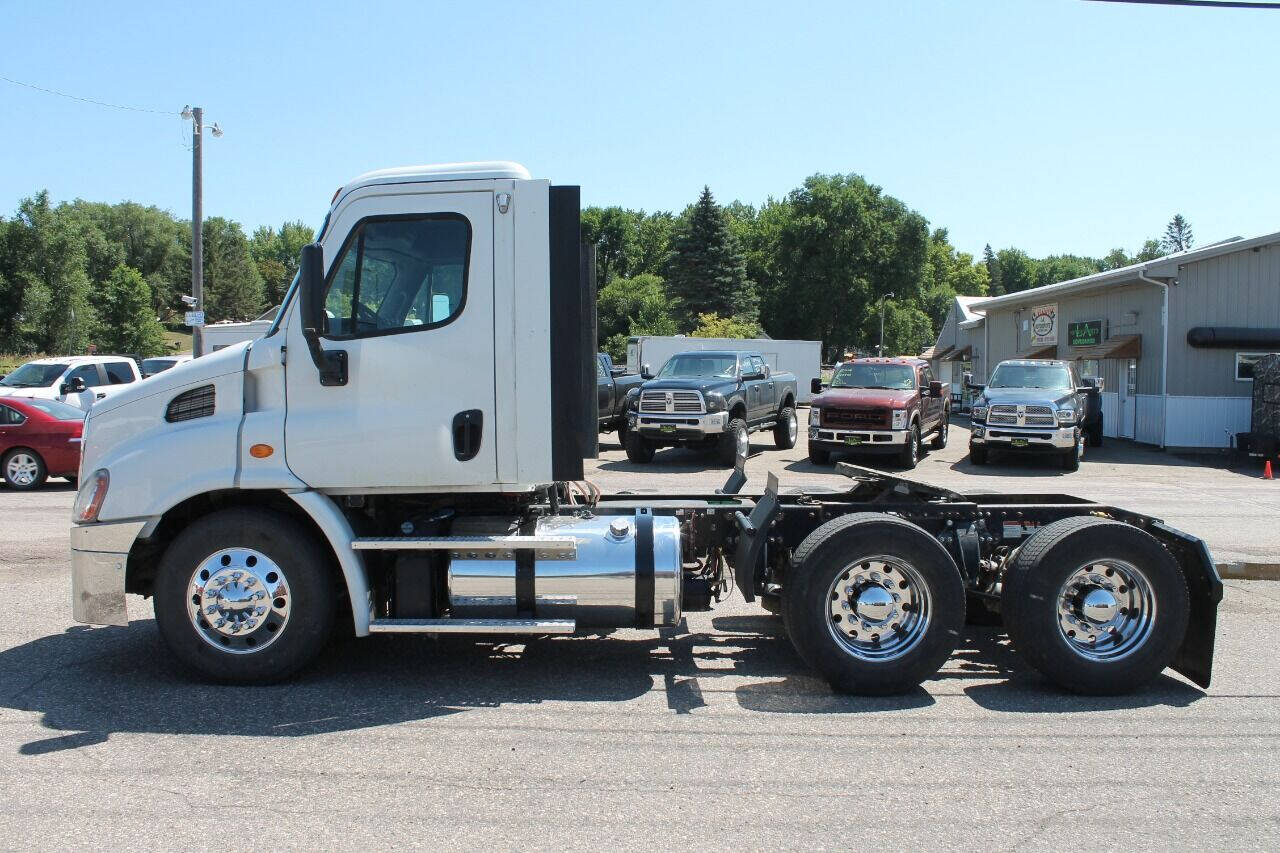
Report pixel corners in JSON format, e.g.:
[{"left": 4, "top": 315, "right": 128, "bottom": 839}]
[
  {"left": 351, "top": 535, "right": 577, "bottom": 559},
  {"left": 367, "top": 618, "right": 576, "bottom": 635}
]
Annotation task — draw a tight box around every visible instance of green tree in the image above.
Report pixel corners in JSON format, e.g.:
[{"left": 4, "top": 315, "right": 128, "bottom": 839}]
[
  {"left": 983, "top": 243, "right": 1002, "bottom": 296},
  {"left": 1035, "top": 254, "right": 1100, "bottom": 287},
  {"left": 597, "top": 273, "right": 678, "bottom": 360},
  {"left": 919, "top": 229, "right": 988, "bottom": 330},
  {"left": 691, "top": 312, "right": 763, "bottom": 339},
  {"left": 1100, "top": 248, "right": 1131, "bottom": 270},
  {"left": 666, "top": 187, "right": 755, "bottom": 329},
  {"left": 994, "top": 248, "right": 1038, "bottom": 295},
  {"left": 194, "top": 217, "right": 265, "bottom": 321},
  {"left": 249, "top": 221, "right": 314, "bottom": 307},
  {"left": 1134, "top": 239, "right": 1164, "bottom": 262},
  {"left": 1162, "top": 214, "right": 1193, "bottom": 253},
  {"left": 92, "top": 264, "right": 166, "bottom": 356}
]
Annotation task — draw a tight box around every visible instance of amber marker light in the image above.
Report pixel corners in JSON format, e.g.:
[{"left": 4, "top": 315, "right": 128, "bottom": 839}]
[{"left": 250, "top": 444, "right": 274, "bottom": 459}]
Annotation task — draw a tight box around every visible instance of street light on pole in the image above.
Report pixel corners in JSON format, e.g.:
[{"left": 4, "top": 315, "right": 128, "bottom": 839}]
[
  {"left": 878, "top": 292, "right": 895, "bottom": 357},
  {"left": 181, "top": 105, "right": 222, "bottom": 357}
]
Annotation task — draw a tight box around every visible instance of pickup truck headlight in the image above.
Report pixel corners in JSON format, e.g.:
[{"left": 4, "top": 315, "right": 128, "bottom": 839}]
[
  {"left": 73, "top": 468, "right": 110, "bottom": 523},
  {"left": 1056, "top": 407, "right": 1076, "bottom": 425},
  {"left": 625, "top": 389, "right": 641, "bottom": 411},
  {"left": 704, "top": 393, "right": 725, "bottom": 413},
  {"left": 809, "top": 407, "right": 821, "bottom": 425},
  {"left": 892, "top": 409, "right": 907, "bottom": 430},
  {"left": 972, "top": 405, "right": 988, "bottom": 421}
]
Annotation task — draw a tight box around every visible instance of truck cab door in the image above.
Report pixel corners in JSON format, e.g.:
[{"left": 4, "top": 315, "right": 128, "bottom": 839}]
[
  {"left": 283, "top": 189, "right": 497, "bottom": 489},
  {"left": 596, "top": 356, "right": 612, "bottom": 421}
]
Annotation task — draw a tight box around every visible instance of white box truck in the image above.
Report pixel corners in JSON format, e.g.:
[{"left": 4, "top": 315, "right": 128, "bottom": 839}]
[
  {"left": 68, "top": 161, "right": 1221, "bottom": 696},
  {"left": 626, "top": 335, "right": 823, "bottom": 403}
]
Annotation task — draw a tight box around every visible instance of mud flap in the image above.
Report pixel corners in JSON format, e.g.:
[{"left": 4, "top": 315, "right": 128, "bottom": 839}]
[
  {"left": 731, "top": 472, "right": 781, "bottom": 602},
  {"left": 1152, "top": 521, "right": 1223, "bottom": 689}
]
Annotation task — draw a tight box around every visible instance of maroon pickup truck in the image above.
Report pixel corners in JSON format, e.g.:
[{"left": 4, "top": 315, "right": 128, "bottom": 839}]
[{"left": 807, "top": 357, "right": 950, "bottom": 469}]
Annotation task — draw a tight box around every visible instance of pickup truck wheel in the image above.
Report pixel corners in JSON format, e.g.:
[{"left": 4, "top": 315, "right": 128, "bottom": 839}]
[
  {"left": 1062, "top": 438, "right": 1081, "bottom": 472},
  {"left": 930, "top": 413, "right": 949, "bottom": 449},
  {"left": 898, "top": 424, "right": 920, "bottom": 469},
  {"left": 969, "top": 445, "right": 988, "bottom": 466},
  {"left": 773, "top": 406, "right": 797, "bottom": 449},
  {"left": 807, "top": 445, "right": 831, "bottom": 465},
  {"left": 717, "top": 418, "right": 749, "bottom": 467},
  {"left": 153, "top": 508, "right": 336, "bottom": 683},
  {"left": 616, "top": 421, "right": 629, "bottom": 449},
  {"left": 2, "top": 449, "right": 47, "bottom": 491},
  {"left": 783, "top": 513, "right": 965, "bottom": 694},
  {"left": 624, "top": 431, "right": 655, "bottom": 463},
  {"left": 1001, "top": 516, "right": 1188, "bottom": 695}
]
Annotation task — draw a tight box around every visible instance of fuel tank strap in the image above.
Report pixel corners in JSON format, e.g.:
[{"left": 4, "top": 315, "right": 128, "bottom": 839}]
[{"left": 635, "top": 509, "right": 655, "bottom": 628}]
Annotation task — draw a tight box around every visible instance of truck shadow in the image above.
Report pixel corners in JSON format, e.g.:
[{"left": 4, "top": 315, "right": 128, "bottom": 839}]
[{"left": 0, "top": 615, "right": 1204, "bottom": 753}]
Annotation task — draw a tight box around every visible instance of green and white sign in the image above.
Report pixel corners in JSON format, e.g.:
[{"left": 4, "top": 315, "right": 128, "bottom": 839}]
[{"left": 1068, "top": 320, "right": 1102, "bottom": 347}]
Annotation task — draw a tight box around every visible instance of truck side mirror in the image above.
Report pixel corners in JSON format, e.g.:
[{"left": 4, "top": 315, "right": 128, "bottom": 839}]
[
  {"left": 641, "top": 363, "right": 653, "bottom": 380},
  {"left": 60, "top": 377, "right": 87, "bottom": 395},
  {"left": 929, "top": 380, "right": 943, "bottom": 398},
  {"left": 297, "top": 242, "right": 348, "bottom": 386},
  {"left": 810, "top": 377, "right": 823, "bottom": 394}
]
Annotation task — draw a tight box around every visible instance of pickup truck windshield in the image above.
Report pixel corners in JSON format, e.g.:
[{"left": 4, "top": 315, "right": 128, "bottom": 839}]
[
  {"left": 0, "top": 363, "right": 64, "bottom": 388},
  {"left": 989, "top": 364, "right": 1073, "bottom": 390},
  {"left": 657, "top": 354, "right": 738, "bottom": 379},
  {"left": 830, "top": 363, "right": 915, "bottom": 390}
]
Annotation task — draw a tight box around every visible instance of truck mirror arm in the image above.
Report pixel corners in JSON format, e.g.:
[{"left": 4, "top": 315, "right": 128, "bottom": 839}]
[{"left": 297, "top": 242, "right": 348, "bottom": 387}]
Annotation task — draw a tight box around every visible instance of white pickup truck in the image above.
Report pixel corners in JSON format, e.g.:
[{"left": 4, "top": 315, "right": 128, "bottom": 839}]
[{"left": 0, "top": 355, "right": 143, "bottom": 412}]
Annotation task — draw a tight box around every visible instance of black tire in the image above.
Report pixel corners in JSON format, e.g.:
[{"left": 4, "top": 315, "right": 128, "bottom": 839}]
[
  {"left": 616, "top": 421, "right": 629, "bottom": 449},
  {"left": 898, "top": 424, "right": 921, "bottom": 470},
  {"left": 153, "top": 508, "right": 337, "bottom": 683},
  {"left": 773, "top": 405, "right": 797, "bottom": 449},
  {"left": 1086, "top": 422, "right": 1104, "bottom": 448},
  {"left": 808, "top": 445, "right": 831, "bottom": 465},
  {"left": 1001, "top": 516, "right": 1189, "bottom": 695},
  {"left": 2, "top": 448, "right": 47, "bottom": 491},
  {"left": 782, "top": 513, "right": 966, "bottom": 695},
  {"left": 1061, "top": 438, "right": 1081, "bottom": 471},
  {"left": 624, "top": 430, "right": 655, "bottom": 463},
  {"left": 717, "top": 417, "right": 748, "bottom": 467},
  {"left": 969, "top": 445, "right": 988, "bottom": 466},
  {"left": 930, "top": 411, "right": 950, "bottom": 449}
]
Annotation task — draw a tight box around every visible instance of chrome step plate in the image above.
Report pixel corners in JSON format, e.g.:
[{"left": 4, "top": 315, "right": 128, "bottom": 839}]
[
  {"left": 367, "top": 618, "right": 576, "bottom": 635},
  {"left": 351, "top": 535, "right": 577, "bottom": 560}
]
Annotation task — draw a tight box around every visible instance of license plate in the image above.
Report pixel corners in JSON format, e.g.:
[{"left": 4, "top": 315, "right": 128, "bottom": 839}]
[
  {"left": 844, "top": 436, "right": 862, "bottom": 446},
  {"left": 660, "top": 424, "right": 676, "bottom": 434},
  {"left": 1011, "top": 438, "right": 1029, "bottom": 448}
]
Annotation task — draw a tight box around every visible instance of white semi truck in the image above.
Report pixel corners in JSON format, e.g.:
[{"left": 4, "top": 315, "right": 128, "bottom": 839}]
[{"left": 69, "top": 162, "right": 1222, "bottom": 695}]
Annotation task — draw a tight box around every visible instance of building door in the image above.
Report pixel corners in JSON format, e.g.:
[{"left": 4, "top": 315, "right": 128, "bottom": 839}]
[{"left": 1118, "top": 358, "right": 1137, "bottom": 439}]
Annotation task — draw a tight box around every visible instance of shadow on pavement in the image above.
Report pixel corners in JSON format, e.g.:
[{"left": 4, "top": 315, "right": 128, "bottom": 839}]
[{"left": 1, "top": 613, "right": 1204, "bottom": 751}]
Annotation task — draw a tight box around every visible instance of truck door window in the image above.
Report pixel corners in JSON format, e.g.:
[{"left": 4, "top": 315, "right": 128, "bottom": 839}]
[
  {"left": 323, "top": 214, "right": 471, "bottom": 339},
  {"left": 66, "top": 365, "right": 104, "bottom": 388},
  {"left": 104, "top": 361, "right": 134, "bottom": 384}
]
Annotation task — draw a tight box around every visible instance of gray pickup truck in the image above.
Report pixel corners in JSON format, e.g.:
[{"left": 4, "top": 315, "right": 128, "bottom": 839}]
[
  {"left": 623, "top": 350, "right": 798, "bottom": 467},
  {"left": 597, "top": 352, "right": 645, "bottom": 443}
]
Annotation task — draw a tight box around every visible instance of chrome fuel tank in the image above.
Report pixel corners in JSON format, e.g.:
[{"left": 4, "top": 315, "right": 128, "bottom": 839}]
[{"left": 447, "top": 511, "right": 682, "bottom": 628}]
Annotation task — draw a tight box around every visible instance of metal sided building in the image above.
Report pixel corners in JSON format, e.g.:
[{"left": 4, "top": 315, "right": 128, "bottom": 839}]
[
  {"left": 928, "top": 296, "right": 987, "bottom": 410},
  {"left": 960, "top": 231, "right": 1280, "bottom": 450}
]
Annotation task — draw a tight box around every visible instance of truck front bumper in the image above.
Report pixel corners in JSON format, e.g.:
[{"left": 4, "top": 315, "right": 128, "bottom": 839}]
[
  {"left": 630, "top": 411, "right": 728, "bottom": 439},
  {"left": 971, "top": 423, "right": 1078, "bottom": 451},
  {"left": 809, "top": 426, "right": 909, "bottom": 453},
  {"left": 70, "top": 520, "right": 147, "bottom": 626}
]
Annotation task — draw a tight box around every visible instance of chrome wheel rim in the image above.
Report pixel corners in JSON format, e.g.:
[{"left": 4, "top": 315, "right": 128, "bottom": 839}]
[
  {"left": 826, "top": 556, "right": 932, "bottom": 662},
  {"left": 1056, "top": 559, "right": 1155, "bottom": 661},
  {"left": 187, "top": 548, "right": 291, "bottom": 654},
  {"left": 5, "top": 453, "right": 39, "bottom": 486},
  {"left": 787, "top": 410, "right": 798, "bottom": 442},
  {"left": 736, "top": 426, "right": 749, "bottom": 458}
]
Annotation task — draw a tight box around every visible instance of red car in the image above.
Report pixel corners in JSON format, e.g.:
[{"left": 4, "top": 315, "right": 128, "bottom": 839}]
[{"left": 0, "top": 397, "right": 85, "bottom": 490}]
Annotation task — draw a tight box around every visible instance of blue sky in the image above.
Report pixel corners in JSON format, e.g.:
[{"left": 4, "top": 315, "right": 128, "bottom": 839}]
[{"left": 1, "top": 0, "right": 1276, "bottom": 259}]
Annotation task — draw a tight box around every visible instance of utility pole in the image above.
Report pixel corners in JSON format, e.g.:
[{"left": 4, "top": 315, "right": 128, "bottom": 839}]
[
  {"left": 181, "top": 105, "right": 221, "bottom": 357},
  {"left": 878, "top": 292, "right": 895, "bottom": 357},
  {"left": 191, "top": 106, "right": 204, "bottom": 358}
]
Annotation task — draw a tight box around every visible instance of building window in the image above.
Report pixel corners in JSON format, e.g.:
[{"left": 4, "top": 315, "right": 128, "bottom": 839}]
[
  {"left": 1236, "top": 352, "right": 1274, "bottom": 382},
  {"left": 1077, "top": 359, "right": 1101, "bottom": 381}
]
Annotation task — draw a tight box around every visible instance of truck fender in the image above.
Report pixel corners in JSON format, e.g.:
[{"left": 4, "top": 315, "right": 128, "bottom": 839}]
[{"left": 287, "top": 490, "right": 372, "bottom": 636}]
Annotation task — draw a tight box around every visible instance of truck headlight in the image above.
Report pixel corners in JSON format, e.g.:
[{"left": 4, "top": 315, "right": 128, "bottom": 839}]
[
  {"left": 704, "top": 393, "right": 725, "bottom": 413},
  {"left": 1056, "top": 407, "right": 1076, "bottom": 425},
  {"left": 809, "top": 407, "right": 821, "bottom": 425},
  {"left": 625, "top": 389, "right": 641, "bottom": 411},
  {"left": 972, "top": 405, "right": 988, "bottom": 421},
  {"left": 73, "top": 468, "right": 110, "bottom": 523},
  {"left": 892, "top": 409, "right": 907, "bottom": 429}
]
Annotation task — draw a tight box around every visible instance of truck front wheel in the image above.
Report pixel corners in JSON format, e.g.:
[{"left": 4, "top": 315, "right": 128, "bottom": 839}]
[
  {"left": 624, "top": 431, "right": 655, "bottom": 463},
  {"left": 773, "top": 406, "right": 798, "bottom": 449},
  {"left": 717, "top": 418, "right": 749, "bottom": 467},
  {"left": 153, "top": 508, "right": 336, "bottom": 683},
  {"left": 782, "top": 514, "right": 966, "bottom": 695},
  {"left": 930, "top": 412, "right": 950, "bottom": 449},
  {"left": 1001, "top": 516, "right": 1189, "bottom": 695},
  {"left": 898, "top": 424, "right": 921, "bottom": 469}
]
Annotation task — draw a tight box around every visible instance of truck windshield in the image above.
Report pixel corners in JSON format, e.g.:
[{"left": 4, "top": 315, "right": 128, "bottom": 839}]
[
  {"left": 989, "top": 364, "right": 1073, "bottom": 390},
  {"left": 830, "top": 363, "right": 916, "bottom": 390},
  {"left": 0, "top": 363, "right": 64, "bottom": 388},
  {"left": 141, "top": 358, "right": 178, "bottom": 375},
  {"left": 657, "top": 354, "right": 738, "bottom": 379}
]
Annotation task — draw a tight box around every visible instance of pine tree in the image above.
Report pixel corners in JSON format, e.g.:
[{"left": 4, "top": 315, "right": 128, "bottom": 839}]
[
  {"left": 1163, "top": 214, "right": 1193, "bottom": 253},
  {"left": 665, "top": 187, "right": 755, "bottom": 330},
  {"left": 983, "top": 243, "right": 1003, "bottom": 296}
]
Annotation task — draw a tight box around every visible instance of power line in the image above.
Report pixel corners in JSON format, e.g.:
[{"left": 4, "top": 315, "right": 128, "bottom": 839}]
[
  {"left": 1085, "top": 0, "right": 1280, "bottom": 8},
  {"left": 0, "top": 74, "right": 175, "bottom": 115}
]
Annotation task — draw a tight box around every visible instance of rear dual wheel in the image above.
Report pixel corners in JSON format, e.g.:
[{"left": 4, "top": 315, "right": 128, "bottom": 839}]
[{"left": 783, "top": 514, "right": 965, "bottom": 695}]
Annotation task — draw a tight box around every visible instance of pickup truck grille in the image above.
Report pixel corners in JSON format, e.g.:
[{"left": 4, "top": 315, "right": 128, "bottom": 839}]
[
  {"left": 989, "top": 404, "right": 1056, "bottom": 427},
  {"left": 822, "top": 407, "right": 889, "bottom": 429},
  {"left": 639, "top": 390, "right": 705, "bottom": 414}
]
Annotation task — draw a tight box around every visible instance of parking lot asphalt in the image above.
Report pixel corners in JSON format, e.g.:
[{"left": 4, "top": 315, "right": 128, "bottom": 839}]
[{"left": 1, "top": 429, "right": 1279, "bottom": 850}]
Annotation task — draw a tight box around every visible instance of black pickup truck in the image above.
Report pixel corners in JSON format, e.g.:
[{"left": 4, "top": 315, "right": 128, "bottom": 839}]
[
  {"left": 597, "top": 352, "right": 645, "bottom": 443},
  {"left": 623, "top": 350, "right": 799, "bottom": 466}
]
